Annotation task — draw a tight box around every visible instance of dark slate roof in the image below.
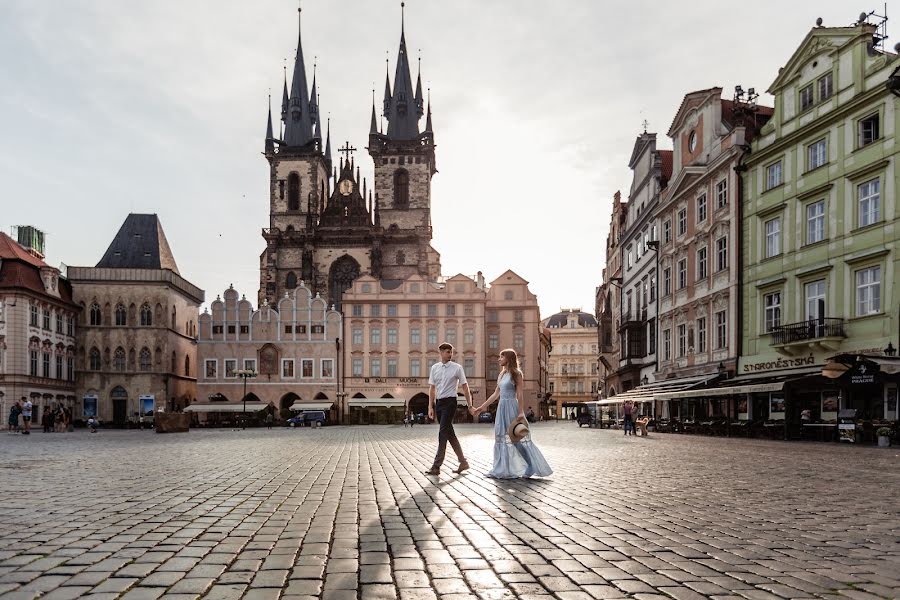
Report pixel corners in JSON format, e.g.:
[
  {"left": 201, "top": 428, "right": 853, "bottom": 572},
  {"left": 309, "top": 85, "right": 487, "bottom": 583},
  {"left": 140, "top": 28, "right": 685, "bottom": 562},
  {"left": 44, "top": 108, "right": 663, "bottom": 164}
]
[
  {"left": 544, "top": 310, "right": 597, "bottom": 328},
  {"left": 95, "top": 214, "right": 180, "bottom": 273}
]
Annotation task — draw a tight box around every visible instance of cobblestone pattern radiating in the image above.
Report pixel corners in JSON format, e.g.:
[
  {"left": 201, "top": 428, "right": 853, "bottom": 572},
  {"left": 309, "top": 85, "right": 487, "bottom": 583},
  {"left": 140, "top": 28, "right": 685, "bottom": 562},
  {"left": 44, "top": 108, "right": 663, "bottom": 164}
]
[{"left": 0, "top": 423, "right": 898, "bottom": 599}]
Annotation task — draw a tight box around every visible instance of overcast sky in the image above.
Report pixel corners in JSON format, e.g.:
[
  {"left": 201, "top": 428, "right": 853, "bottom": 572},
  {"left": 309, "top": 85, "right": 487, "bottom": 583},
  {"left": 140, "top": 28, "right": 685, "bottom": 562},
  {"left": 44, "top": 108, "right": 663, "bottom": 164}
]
[{"left": 1, "top": 1, "right": 860, "bottom": 317}]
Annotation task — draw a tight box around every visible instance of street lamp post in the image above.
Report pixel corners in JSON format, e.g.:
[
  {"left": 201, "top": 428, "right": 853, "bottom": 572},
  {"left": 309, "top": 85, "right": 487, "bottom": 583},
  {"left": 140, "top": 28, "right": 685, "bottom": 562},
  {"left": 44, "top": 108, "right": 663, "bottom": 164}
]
[{"left": 235, "top": 369, "right": 258, "bottom": 429}]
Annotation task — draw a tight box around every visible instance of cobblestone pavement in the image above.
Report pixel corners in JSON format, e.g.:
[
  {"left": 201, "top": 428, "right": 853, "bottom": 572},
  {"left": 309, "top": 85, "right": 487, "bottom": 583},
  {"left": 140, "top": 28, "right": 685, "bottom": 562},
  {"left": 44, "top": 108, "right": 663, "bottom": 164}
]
[{"left": 0, "top": 423, "right": 898, "bottom": 600}]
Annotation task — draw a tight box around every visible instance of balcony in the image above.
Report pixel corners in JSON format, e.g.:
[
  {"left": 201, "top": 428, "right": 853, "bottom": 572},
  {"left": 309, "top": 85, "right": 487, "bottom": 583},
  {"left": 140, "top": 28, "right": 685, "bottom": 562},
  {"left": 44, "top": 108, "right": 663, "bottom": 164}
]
[{"left": 771, "top": 318, "right": 846, "bottom": 355}]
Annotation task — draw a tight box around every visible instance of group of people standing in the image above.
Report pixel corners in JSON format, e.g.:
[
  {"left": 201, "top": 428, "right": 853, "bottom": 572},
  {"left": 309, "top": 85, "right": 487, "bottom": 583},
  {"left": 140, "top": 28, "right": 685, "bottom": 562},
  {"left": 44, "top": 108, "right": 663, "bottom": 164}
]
[
  {"left": 7, "top": 398, "right": 74, "bottom": 435},
  {"left": 424, "top": 343, "right": 552, "bottom": 479},
  {"left": 41, "top": 405, "right": 73, "bottom": 433},
  {"left": 6, "top": 397, "right": 33, "bottom": 435}
]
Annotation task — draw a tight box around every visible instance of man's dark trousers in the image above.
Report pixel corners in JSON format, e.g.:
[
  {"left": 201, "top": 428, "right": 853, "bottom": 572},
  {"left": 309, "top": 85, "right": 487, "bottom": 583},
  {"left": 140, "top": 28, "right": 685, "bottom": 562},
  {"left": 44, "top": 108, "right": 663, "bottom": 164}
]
[{"left": 431, "top": 397, "right": 464, "bottom": 469}]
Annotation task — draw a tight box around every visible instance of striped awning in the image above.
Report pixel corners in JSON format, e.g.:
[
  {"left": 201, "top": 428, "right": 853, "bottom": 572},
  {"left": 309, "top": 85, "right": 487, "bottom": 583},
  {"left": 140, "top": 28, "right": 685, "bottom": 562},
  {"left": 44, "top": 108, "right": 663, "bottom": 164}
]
[
  {"left": 348, "top": 397, "right": 406, "bottom": 408},
  {"left": 600, "top": 376, "right": 716, "bottom": 405},
  {"left": 289, "top": 402, "right": 334, "bottom": 411},
  {"left": 184, "top": 402, "right": 267, "bottom": 413}
]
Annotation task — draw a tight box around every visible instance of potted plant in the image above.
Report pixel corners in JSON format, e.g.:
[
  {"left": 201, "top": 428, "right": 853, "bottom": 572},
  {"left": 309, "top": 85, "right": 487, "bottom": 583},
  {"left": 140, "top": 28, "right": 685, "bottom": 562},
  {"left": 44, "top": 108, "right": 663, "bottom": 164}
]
[{"left": 876, "top": 427, "right": 892, "bottom": 448}]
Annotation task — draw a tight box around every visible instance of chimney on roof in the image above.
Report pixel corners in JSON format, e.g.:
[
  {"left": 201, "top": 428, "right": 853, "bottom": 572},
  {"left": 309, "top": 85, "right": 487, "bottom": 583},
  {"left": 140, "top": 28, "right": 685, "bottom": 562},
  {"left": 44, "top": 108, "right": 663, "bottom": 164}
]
[{"left": 12, "top": 225, "right": 45, "bottom": 260}]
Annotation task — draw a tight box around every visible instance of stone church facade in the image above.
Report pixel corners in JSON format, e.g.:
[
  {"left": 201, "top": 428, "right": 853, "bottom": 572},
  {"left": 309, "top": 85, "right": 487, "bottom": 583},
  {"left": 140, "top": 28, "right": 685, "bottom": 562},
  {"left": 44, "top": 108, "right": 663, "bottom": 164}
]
[{"left": 258, "top": 9, "right": 441, "bottom": 312}]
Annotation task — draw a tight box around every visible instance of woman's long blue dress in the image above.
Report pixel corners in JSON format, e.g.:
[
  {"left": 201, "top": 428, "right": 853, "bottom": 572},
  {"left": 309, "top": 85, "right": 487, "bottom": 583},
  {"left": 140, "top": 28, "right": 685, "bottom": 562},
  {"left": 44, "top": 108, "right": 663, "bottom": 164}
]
[{"left": 488, "top": 373, "right": 553, "bottom": 478}]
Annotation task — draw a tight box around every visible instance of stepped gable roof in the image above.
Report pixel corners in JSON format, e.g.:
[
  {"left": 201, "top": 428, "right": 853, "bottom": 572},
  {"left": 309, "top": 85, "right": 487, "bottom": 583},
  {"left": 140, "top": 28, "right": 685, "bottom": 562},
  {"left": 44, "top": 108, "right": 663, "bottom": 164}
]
[
  {"left": 95, "top": 214, "right": 180, "bottom": 273},
  {"left": 544, "top": 309, "right": 597, "bottom": 328}
]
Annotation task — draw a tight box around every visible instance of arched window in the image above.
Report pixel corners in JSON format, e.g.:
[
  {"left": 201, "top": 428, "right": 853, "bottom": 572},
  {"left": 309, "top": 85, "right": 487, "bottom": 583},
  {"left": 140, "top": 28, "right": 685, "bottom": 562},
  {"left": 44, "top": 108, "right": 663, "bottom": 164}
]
[
  {"left": 113, "top": 347, "right": 126, "bottom": 371},
  {"left": 128, "top": 303, "right": 136, "bottom": 324},
  {"left": 139, "top": 347, "right": 151, "bottom": 371},
  {"left": 89, "top": 303, "right": 101, "bottom": 326},
  {"left": 140, "top": 303, "right": 152, "bottom": 326},
  {"left": 288, "top": 173, "right": 300, "bottom": 211},
  {"left": 89, "top": 347, "right": 101, "bottom": 370},
  {"left": 171, "top": 306, "right": 176, "bottom": 330},
  {"left": 285, "top": 271, "right": 297, "bottom": 290},
  {"left": 184, "top": 355, "right": 190, "bottom": 376},
  {"left": 393, "top": 169, "right": 409, "bottom": 207},
  {"left": 115, "top": 303, "right": 127, "bottom": 326}
]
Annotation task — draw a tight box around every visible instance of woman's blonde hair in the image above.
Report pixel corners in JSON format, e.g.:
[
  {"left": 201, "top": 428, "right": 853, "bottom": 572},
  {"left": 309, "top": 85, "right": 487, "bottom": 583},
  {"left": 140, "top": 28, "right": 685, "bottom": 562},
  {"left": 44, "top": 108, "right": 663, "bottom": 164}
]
[{"left": 500, "top": 348, "right": 523, "bottom": 387}]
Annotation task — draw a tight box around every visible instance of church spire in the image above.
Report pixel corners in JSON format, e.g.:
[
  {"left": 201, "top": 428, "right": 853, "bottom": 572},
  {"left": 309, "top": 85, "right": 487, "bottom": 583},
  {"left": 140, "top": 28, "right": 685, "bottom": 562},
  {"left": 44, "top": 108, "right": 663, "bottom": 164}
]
[
  {"left": 265, "top": 94, "right": 274, "bottom": 153},
  {"left": 283, "top": 7, "right": 316, "bottom": 148},
  {"left": 281, "top": 66, "right": 289, "bottom": 123},
  {"left": 384, "top": 2, "right": 421, "bottom": 140},
  {"left": 415, "top": 57, "right": 424, "bottom": 118},
  {"left": 325, "top": 118, "right": 333, "bottom": 174},
  {"left": 424, "top": 91, "right": 433, "bottom": 135}
]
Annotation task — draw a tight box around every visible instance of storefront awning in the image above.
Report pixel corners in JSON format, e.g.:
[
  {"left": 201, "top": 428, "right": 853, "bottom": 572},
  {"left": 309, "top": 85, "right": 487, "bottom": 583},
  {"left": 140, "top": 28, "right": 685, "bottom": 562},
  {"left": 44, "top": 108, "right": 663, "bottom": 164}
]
[
  {"left": 184, "top": 402, "right": 267, "bottom": 413},
  {"left": 348, "top": 397, "right": 406, "bottom": 408},
  {"left": 289, "top": 402, "right": 334, "bottom": 411},
  {"left": 656, "top": 381, "right": 785, "bottom": 399},
  {"left": 600, "top": 376, "right": 717, "bottom": 405}
]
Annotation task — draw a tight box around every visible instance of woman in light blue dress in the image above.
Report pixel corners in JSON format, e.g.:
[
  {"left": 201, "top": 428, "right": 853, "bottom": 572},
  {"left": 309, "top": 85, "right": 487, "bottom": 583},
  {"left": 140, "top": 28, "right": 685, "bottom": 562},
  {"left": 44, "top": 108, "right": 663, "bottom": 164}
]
[{"left": 472, "top": 349, "right": 552, "bottom": 479}]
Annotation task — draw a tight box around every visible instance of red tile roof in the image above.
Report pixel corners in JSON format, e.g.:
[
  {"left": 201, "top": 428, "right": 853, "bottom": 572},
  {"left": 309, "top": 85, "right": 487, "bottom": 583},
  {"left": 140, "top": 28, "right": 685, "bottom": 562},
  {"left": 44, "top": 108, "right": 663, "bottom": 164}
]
[
  {"left": 0, "top": 232, "right": 76, "bottom": 305},
  {"left": 659, "top": 150, "right": 673, "bottom": 183},
  {"left": 0, "top": 232, "right": 45, "bottom": 267}
]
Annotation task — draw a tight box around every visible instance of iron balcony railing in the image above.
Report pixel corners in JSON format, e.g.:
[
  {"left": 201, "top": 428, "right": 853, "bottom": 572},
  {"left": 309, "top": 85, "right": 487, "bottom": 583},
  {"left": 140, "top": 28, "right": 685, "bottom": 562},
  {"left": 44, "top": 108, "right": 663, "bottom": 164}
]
[{"left": 771, "top": 318, "right": 846, "bottom": 346}]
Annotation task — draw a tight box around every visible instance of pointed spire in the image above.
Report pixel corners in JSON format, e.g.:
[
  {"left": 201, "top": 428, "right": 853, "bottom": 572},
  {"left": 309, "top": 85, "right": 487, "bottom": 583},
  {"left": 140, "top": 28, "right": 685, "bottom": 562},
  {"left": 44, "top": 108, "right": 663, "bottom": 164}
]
[
  {"left": 382, "top": 60, "right": 392, "bottom": 118},
  {"left": 385, "top": 3, "right": 421, "bottom": 140},
  {"left": 325, "top": 118, "right": 333, "bottom": 173},
  {"left": 415, "top": 57, "right": 424, "bottom": 117},
  {"left": 284, "top": 6, "right": 315, "bottom": 148},
  {"left": 309, "top": 61, "right": 319, "bottom": 133},
  {"left": 281, "top": 64, "right": 289, "bottom": 123},
  {"left": 265, "top": 94, "right": 274, "bottom": 152},
  {"left": 424, "top": 88, "right": 433, "bottom": 133}
]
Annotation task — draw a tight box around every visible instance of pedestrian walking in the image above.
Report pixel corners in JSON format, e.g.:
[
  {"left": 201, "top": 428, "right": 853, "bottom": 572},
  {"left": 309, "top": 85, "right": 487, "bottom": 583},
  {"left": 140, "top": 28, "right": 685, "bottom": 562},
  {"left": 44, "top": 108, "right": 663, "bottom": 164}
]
[
  {"left": 7, "top": 401, "right": 21, "bottom": 434},
  {"left": 623, "top": 400, "right": 634, "bottom": 436},
  {"left": 424, "top": 343, "right": 472, "bottom": 476},
  {"left": 265, "top": 412, "right": 274, "bottom": 429},
  {"left": 21, "top": 397, "right": 32, "bottom": 435},
  {"left": 471, "top": 349, "right": 552, "bottom": 479}
]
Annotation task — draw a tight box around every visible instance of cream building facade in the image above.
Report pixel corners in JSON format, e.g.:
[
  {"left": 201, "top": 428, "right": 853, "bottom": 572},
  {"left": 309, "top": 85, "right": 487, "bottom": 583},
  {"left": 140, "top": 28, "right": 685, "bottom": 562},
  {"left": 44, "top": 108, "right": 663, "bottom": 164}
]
[
  {"left": 196, "top": 283, "right": 341, "bottom": 424},
  {"left": 0, "top": 229, "right": 78, "bottom": 424},
  {"left": 70, "top": 214, "right": 203, "bottom": 426},
  {"left": 542, "top": 309, "right": 599, "bottom": 418}
]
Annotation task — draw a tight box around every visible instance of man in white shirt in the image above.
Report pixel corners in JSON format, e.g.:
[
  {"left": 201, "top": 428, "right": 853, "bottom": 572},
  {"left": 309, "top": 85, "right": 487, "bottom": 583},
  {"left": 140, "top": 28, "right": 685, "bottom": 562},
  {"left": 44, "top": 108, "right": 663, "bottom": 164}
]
[
  {"left": 425, "top": 343, "right": 473, "bottom": 475},
  {"left": 21, "top": 397, "right": 33, "bottom": 435}
]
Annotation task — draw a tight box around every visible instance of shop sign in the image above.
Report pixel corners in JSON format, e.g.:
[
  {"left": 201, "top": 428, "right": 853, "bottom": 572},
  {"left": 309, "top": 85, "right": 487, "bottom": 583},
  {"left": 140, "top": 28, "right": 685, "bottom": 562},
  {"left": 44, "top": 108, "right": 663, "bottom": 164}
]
[
  {"left": 848, "top": 361, "right": 879, "bottom": 385},
  {"left": 362, "top": 377, "right": 420, "bottom": 386},
  {"left": 742, "top": 354, "right": 815, "bottom": 373}
]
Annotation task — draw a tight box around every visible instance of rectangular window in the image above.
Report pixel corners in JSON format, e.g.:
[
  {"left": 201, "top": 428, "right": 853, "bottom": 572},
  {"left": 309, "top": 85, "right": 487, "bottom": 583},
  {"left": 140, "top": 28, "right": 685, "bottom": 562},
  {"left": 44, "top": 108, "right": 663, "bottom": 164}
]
[
  {"left": 663, "top": 267, "right": 672, "bottom": 296},
  {"left": 67, "top": 316, "right": 74, "bottom": 336},
  {"left": 243, "top": 359, "right": 256, "bottom": 372},
  {"left": 227, "top": 325, "right": 236, "bottom": 334},
  {"left": 649, "top": 274, "right": 656, "bottom": 302},
  {"left": 311, "top": 324, "right": 324, "bottom": 335},
  {"left": 351, "top": 305, "right": 363, "bottom": 317},
  {"left": 677, "top": 258, "right": 687, "bottom": 290},
  {"left": 514, "top": 310, "right": 524, "bottom": 322},
  {"left": 647, "top": 319, "right": 655, "bottom": 355},
  {"left": 677, "top": 324, "right": 686, "bottom": 357},
  {"left": 800, "top": 83, "right": 814, "bottom": 111},
  {"left": 765, "top": 217, "right": 781, "bottom": 258},
  {"left": 627, "top": 248, "right": 633, "bottom": 269},
  {"left": 464, "top": 358, "right": 475, "bottom": 377},
  {"left": 802, "top": 200, "right": 825, "bottom": 245},
  {"left": 321, "top": 359, "right": 333, "bottom": 378},
  {"left": 677, "top": 208, "right": 687, "bottom": 236},
  {"left": 410, "top": 304, "right": 421, "bottom": 317},
  {"left": 766, "top": 161, "right": 783, "bottom": 190},
  {"left": 352, "top": 358, "right": 363, "bottom": 376},
  {"left": 410, "top": 328, "right": 421, "bottom": 345},
  {"left": 487, "top": 310, "right": 498, "bottom": 322},
  {"left": 370, "top": 358, "right": 381, "bottom": 377},
  {"left": 370, "top": 328, "right": 381, "bottom": 345},
  {"left": 352, "top": 328, "right": 363, "bottom": 344},
  {"left": 445, "top": 328, "right": 457, "bottom": 344},
  {"left": 697, "top": 247, "right": 708, "bottom": 280},
  {"left": 807, "top": 138, "right": 827, "bottom": 170},
  {"left": 427, "top": 328, "right": 438, "bottom": 345},
  {"left": 410, "top": 358, "right": 421, "bottom": 377},
  {"left": 387, "top": 304, "right": 398, "bottom": 317},
  {"left": 513, "top": 332, "right": 524, "bottom": 349},
  {"left": 427, "top": 304, "right": 438, "bottom": 316},
  {"left": 43, "top": 308, "right": 50, "bottom": 330},
  {"left": 856, "top": 266, "right": 881, "bottom": 316},
  {"left": 56, "top": 313, "right": 63, "bottom": 333},
  {"left": 663, "top": 220, "right": 672, "bottom": 243},
  {"left": 446, "top": 304, "right": 456, "bottom": 316},
  {"left": 806, "top": 280, "right": 826, "bottom": 320},
  {"left": 301, "top": 359, "right": 313, "bottom": 378},
  {"left": 818, "top": 72, "right": 833, "bottom": 101},
  {"left": 663, "top": 329, "right": 671, "bottom": 361},
  {"left": 30, "top": 305, "right": 38, "bottom": 327},
  {"left": 464, "top": 304, "right": 474, "bottom": 316},
  {"left": 715, "top": 179, "right": 728, "bottom": 209},
  {"left": 697, "top": 317, "right": 707, "bottom": 353},
  {"left": 56, "top": 355, "right": 63, "bottom": 379},
  {"left": 212, "top": 325, "right": 223, "bottom": 334},
  {"left": 370, "top": 304, "right": 381, "bottom": 317},
  {"left": 696, "top": 194, "right": 707, "bottom": 222},
  {"left": 764, "top": 292, "right": 781, "bottom": 332},
  {"left": 240, "top": 325, "right": 250, "bottom": 334},
  {"left": 716, "top": 237, "right": 728, "bottom": 271},
  {"left": 67, "top": 356, "right": 74, "bottom": 381},
  {"left": 859, "top": 114, "right": 880, "bottom": 147},
  {"left": 488, "top": 333, "right": 499, "bottom": 349},
  {"left": 284, "top": 324, "right": 293, "bottom": 334},
  {"left": 387, "top": 327, "right": 398, "bottom": 345},
  {"left": 464, "top": 328, "right": 475, "bottom": 345},
  {"left": 205, "top": 359, "right": 218, "bottom": 378},
  {"left": 43, "top": 352, "right": 50, "bottom": 378},
  {"left": 29, "top": 350, "right": 38, "bottom": 376},
  {"left": 715, "top": 310, "right": 727, "bottom": 349},
  {"left": 282, "top": 359, "right": 295, "bottom": 378},
  {"left": 225, "top": 359, "right": 236, "bottom": 378},
  {"left": 387, "top": 358, "right": 398, "bottom": 377},
  {"left": 859, "top": 179, "right": 880, "bottom": 227}
]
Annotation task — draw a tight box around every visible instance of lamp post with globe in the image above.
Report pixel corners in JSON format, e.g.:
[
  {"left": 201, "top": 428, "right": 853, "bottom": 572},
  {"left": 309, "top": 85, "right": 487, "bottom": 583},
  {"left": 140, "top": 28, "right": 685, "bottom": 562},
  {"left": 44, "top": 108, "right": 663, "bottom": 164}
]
[{"left": 235, "top": 369, "right": 258, "bottom": 429}]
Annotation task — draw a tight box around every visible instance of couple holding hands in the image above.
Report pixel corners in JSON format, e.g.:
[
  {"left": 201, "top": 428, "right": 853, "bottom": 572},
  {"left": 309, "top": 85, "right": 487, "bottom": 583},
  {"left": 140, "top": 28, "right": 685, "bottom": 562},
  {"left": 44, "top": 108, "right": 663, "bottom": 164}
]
[{"left": 423, "top": 343, "right": 552, "bottom": 479}]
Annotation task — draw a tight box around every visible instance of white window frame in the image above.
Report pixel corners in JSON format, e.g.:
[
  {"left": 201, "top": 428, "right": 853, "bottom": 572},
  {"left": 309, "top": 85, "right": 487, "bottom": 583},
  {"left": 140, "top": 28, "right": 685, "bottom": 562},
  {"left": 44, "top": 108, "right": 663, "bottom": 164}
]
[
  {"left": 806, "top": 200, "right": 825, "bottom": 244},
  {"left": 663, "top": 220, "right": 672, "bottom": 243},
  {"left": 663, "top": 329, "right": 671, "bottom": 361},
  {"left": 281, "top": 358, "right": 295, "bottom": 378},
  {"left": 677, "top": 208, "right": 687, "bottom": 237},
  {"left": 677, "top": 258, "right": 687, "bottom": 289},
  {"left": 858, "top": 178, "right": 880, "bottom": 228},
  {"left": 370, "top": 357, "right": 381, "bottom": 377},
  {"left": 301, "top": 358, "right": 314, "bottom": 378},
  {"left": 321, "top": 359, "right": 334, "bottom": 378},
  {"left": 205, "top": 359, "right": 218, "bottom": 379},
  {"left": 677, "top": 324, "right": 687, "bottom": 357},
  {"left": 715, "top": 179, "right": 727, "bottom": 209},
  {"left": 716, "top": 237, "right": 728, "bottom": 271},
  {"left": 765, "top": 160, "right": 782, "bottom": 190},
  {"left": 243, "top": 359, "right": 256, "bottom": 372},
  {"left": 352, "top": 328, "right": 363, "bottom": 345},
  {"left": 224, "top": 359, "right": 237, "bottom": 378},
  {"left": 818, "top": 72, "right": 833, "bottom": 101},
  {"left": 715, "top": 310, "right": 727, "bottom": 350},
  {"left": 696, "top": 194, "right": 707, "bottom": 223},
  {"left": 697, "top": 317, "right": 707, "bottom": 353},
  {"left": 352, "top": 358, "right": 363, "bottom": 377},
  {"left": 764, "top": 292, "right": 781, "bottom": 333},
  {"left": 805, "top": 280, "right": 826, "bottom": 321},
  {"left": 410, "top": 358, "right": 421, "bottom": 377},
  {"left": 800, "top": 84, "right": 814, "bottom": 111},
  {"left": 764, "top": 217, "right": 781, "bottom": 258},
  {"left": 807, "top": 138, "right": 827, "bottom": 170},
  {"left": 856, "top": 266, "right": 881, "bottom": 316},
  {"left": 697, "top": 246, "right": 708, "bottom": 280}
]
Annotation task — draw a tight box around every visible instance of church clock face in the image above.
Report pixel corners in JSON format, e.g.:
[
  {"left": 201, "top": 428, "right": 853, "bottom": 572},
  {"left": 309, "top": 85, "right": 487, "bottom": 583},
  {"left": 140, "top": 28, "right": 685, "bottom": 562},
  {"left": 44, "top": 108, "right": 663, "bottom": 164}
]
[{"left": 339, "top": 180, "right": 354, "bottom": 196}]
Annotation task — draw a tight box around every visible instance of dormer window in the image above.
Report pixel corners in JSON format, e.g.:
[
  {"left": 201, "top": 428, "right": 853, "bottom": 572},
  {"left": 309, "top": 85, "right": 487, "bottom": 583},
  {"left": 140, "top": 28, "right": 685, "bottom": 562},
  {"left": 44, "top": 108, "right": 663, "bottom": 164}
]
[
  {"left": 818, "top": 73, "right": 833, "bottom": 101},
  {"left": 799, "top": 84, "right": 814, "bottom": 111}
]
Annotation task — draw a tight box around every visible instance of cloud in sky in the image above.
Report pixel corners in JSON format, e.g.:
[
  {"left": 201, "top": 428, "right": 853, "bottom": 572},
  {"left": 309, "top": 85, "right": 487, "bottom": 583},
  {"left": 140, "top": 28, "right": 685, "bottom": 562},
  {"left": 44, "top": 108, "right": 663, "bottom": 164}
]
[{"left": 0, "top": 0, "right": 856, "bottom": 315}]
